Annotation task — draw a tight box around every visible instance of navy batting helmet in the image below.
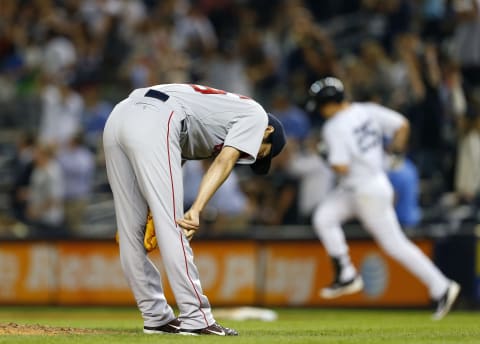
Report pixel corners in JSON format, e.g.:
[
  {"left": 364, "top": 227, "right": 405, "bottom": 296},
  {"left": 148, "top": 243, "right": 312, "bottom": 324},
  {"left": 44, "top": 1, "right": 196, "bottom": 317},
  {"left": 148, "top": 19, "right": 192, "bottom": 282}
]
[{"left": 305, "top": 77, "right": 345, "bottom": 112}]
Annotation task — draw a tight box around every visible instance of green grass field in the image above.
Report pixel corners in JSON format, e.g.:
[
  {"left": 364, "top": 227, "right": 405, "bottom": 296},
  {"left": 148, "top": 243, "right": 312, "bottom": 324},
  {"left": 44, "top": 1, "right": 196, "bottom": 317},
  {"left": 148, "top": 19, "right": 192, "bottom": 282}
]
[{"left": 0, "top": 307, "right": 479, "bottom": 344}]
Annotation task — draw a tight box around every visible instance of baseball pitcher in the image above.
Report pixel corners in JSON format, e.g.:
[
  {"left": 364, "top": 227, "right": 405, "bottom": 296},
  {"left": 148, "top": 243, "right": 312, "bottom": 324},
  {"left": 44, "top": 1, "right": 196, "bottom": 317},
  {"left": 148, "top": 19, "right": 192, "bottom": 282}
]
[{"left": 103, "top": 83, "right": 286, "bottom": 335}]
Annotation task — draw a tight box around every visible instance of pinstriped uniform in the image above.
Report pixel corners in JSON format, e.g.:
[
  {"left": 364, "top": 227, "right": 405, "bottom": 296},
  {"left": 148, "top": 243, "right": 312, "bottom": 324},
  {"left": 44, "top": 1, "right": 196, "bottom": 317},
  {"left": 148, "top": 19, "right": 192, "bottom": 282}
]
[{"left": 312, "top": 102, "right": 450, "bottom": 300}]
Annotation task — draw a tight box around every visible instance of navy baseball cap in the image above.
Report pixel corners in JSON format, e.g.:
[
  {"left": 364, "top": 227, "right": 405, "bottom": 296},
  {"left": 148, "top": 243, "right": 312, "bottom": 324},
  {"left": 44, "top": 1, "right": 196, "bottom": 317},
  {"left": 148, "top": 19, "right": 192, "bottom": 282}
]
[{"left": 251, "top": 113, "right": 287, "bottom": 175}]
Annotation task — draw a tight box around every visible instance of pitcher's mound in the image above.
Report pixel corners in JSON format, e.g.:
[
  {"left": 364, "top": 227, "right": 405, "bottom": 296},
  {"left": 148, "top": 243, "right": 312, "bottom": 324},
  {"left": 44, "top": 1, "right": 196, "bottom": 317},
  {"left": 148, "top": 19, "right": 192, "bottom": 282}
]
[{"left": 0, "top": 322, "right": 106, "bottom": 335}]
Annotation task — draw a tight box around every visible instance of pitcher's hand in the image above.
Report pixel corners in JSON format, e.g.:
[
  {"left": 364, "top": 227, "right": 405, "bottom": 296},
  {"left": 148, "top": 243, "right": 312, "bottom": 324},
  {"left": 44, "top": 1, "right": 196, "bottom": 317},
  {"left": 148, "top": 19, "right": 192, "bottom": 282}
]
[{"left": 176, "top": 208, "right": 200, "bottom": 241}]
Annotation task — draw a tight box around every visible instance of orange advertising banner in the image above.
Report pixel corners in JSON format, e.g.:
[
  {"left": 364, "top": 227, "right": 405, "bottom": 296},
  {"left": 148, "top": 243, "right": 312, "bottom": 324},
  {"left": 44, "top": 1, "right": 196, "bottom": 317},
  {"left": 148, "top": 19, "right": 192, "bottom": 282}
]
[
  {"left": 56, "top": 242, "right": 133, "bottom": 305},
  {"left": 0, "top": 242, "right": 56, "bottom": 304},
  {"left": 0, "top": 239, "right": 433, "bottom": 306}
]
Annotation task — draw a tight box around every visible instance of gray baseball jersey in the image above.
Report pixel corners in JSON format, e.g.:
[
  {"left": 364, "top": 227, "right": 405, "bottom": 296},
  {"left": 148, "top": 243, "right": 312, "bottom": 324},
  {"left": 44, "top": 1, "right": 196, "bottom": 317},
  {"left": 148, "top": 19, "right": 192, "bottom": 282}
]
[
  {"left": 152, "top": 84, "right": 268, "bottom": 161},
  {"left": 103, "top": 83, "right": 267, "bottom": 330}
]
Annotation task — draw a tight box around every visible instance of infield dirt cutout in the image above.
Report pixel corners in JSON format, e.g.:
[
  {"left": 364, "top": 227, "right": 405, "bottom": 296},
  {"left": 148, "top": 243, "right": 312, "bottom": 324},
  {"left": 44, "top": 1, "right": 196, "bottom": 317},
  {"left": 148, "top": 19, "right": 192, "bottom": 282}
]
[{"left": 0, "top": 322, "right": 110, "bottom": 335}]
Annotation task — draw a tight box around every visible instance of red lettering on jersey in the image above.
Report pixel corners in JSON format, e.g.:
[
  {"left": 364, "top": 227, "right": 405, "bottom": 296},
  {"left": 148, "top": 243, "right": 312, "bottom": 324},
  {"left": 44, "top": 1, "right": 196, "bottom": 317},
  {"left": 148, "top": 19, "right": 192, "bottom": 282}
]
[
  {"left": 189, "top": 84, "right": 251, "bottom": 100},
  {"left": 190, "top": 84, "right": 227, "bottom": 95}
]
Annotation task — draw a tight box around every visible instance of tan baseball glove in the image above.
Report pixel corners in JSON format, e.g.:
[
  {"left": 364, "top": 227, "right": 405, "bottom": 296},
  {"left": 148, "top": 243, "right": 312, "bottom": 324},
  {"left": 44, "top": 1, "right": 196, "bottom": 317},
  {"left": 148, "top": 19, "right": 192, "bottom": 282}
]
[
  {"left": 143, "top": 209, "right": 157, "bottom": 252},
  {"left": 115, "top": 209, "right": 158, "bottom": 253}
]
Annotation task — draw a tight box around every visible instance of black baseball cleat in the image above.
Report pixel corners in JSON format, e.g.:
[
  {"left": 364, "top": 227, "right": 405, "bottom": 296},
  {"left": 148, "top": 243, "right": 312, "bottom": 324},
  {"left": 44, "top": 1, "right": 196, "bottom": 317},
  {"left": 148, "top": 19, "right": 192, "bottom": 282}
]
[
  {"left": 143, "top": 318, "right": 181, "bottom": 334},
  {"left": 179, "top": 322, "right": 238, "bottom": 336},
  {"left": 432, "top": 281, "right": 461, "bottom": 320},
  {"left": 320, "top": 275, "right": 364, "bottom": 299}
]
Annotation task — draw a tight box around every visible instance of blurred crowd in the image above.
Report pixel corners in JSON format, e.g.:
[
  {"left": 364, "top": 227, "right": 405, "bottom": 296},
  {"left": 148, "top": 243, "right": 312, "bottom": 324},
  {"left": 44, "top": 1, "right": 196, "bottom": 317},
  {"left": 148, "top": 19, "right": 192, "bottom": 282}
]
[{"left": 0, "top": 0, "right": 480, "bottom": 239}]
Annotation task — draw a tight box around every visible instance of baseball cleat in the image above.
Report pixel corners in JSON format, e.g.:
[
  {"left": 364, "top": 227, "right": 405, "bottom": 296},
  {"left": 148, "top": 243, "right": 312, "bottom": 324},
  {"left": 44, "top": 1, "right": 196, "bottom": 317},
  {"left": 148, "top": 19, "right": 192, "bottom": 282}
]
[
  {"left": 432, "top": 281, "right": 461, "bottom": 320},
  {"left": 320, "top": 275, "right": 364, "bottom": 299},
  {"left": 143, "top": 318, "right": 181, "bottom": 334},
  {"left": 179, "top": 322, "right": 238, "bottom": 336}
]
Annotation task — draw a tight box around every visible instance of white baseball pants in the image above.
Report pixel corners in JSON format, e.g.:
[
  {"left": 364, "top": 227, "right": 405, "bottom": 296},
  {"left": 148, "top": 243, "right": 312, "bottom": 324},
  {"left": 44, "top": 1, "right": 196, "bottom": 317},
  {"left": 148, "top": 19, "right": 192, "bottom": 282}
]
[{"left": 312, "top": 173, "right": 449, "bottom": 299}]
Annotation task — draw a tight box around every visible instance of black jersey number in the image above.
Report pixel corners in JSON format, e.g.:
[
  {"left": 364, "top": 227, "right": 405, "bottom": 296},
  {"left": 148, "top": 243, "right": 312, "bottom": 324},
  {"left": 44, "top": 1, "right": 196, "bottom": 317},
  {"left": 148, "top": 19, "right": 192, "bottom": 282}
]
[{"left": 353, "top": 120, "right": 380, "bottom": 153}]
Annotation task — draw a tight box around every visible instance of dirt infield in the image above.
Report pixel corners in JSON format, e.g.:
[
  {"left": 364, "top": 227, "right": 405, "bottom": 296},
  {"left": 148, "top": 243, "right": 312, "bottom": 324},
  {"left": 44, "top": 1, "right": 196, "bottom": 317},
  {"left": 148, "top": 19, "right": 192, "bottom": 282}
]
[{"left": 0, "top": 322, "right": 106, "bottom": 335}]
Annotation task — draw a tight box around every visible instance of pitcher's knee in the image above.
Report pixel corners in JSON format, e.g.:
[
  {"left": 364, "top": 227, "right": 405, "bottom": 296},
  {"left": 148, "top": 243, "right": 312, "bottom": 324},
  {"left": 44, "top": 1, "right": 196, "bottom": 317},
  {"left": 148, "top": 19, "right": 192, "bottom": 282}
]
[{"left": 120, "top": 250, "right": 146, "bottom": 276}]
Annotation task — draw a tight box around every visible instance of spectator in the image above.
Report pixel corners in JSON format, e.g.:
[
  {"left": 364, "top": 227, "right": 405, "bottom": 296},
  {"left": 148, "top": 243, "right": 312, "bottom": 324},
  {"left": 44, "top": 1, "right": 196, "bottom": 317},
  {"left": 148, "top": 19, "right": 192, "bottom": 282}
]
[
  {"left": 256, "top": 149, "right": 299, "bottom": 226},
  {"left": 284, "top": 7, "right": 337, "bottom": 103},
  {"left": 439, "top": 59, "right": 468, "bottom": 136},
  {"left": 284, "top": 136, "right": 335, "bottom": 224},
  {"left": 386, "top": 156, "right": 422, "bottom": 230},
  {"left": 455, "top": 106, "right": 480, "bottom": 203},
  {"left": 25, "top": 143, "right": 65, "bottom": 237},
  {"left": 269, "top": 86, "right": 311, "bottom": 142},
  {"left": 451, "top": 0, "right": 480, "bottom": 87},
  {"left": 38, "top": 78, "right": 84, "bottom": 148},
  {"left": 79, "top": 82, "right": 113, "bottom": 152},
  {"left": 439, "top": 59, "right": 469, "bottom": 189},
  {"left": 174, "top": 2, "right": 218, "bottom": 59},
  {"left": 356, "top": 40, "right": 398, "bottom": 105},
  {"left": 203, "top": 39, "right": 253, "bottom": 97},
  {"left": 382, "top": 0, "right": 415, "bottom": 52},
  {"left": 420, "top": 0, "right": 452, "bottom": 43},
  {"left": 42, "top": 32, "right": 77, "bottom": 80},
  {"left": 123, "top": 17, "right": 190, "bottom": 87},
  {"left": 9, "top": 131, "right": 36, "bottom": 222},
  {"left": 57, "top": 133, "right": 95, "bottom": 235},
  {"left": 395, "top": 33, "right": 445, "bottom": 183},
  {"left": 362, "top": 0, "right": 414, "bottom": 53},
  {"left": 238, "top": 25, "right": 279, "bottom": 105}
]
